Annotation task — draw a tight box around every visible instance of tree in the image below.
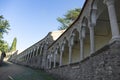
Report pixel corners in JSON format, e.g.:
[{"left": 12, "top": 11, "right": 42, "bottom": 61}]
[
  {"left": 0, "top": 15, "right": 10, "bottom": 52},
  {"left": 0, "top": 15, "right": 10, "bottom": 39},
  {"left": 57, "top": 8, "right": 81, "bottom": 30},
  {"left": 0, "top": 40, "right": 9, "bottom": 52},
  {"left": 10, "top": 37, "right": 17, "bottom": 52}
]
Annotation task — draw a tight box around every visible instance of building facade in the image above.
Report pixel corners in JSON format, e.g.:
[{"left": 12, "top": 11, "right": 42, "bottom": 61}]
[{"left": 10, "top": 0, "right": 120, "bottom": 80}]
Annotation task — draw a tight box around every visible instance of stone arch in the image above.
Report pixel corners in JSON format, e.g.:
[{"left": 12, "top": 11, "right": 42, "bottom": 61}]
[
  {"left": 25, "top": 54, "right": 28, "bottom": 61},
  {"left": 37, "top": 46, "right": 41, "bottom": 55},
  {"left": 91, "top": 0, "right": 106, "bottom": 22},
  {"left": 30, "top": 50, "right": 32, "bottom": 59},
  {"left": 40, "top": 44, "right": 44, "bottom": 56},
  {"left": 91, "top": 0, "right": 112, "bottom": 51},
  {"left": 71, "top": 29, "right": 80, "bottom": 63},
  {"left": 47, "top": 54, "right": 51, "bottom": 69},
  {"left": 50, "top": 49, "right": 54, "bottom": 68},
  {"left": 29, "top": 50, "right": 33, "bottom": 64},
  {"left": 36, "top": 45, "right": 43, "bottom": 67},
  {"left": 26, "top": 54, "right": 28, "bottom": 61},
  {"left": 34, "top": 48, "right": 37, "bottom": 56},
  {"left": 90, "top": 0, "right": 98, "bottom": 26},
  {"left": 34, "top": 48, "right": 38, "bottom": 65},
  {"left": 62, "top": 37, "right": 69, "bottom": 65},
  {"left": 31, "top": 50, "right": 34, "bottom": 58},
  {"left": 81, "top": 17, "right": 90, "bottom": 58},
  {"left": 36, "top": 46, "right": 39, "bottom": 56},
  {"left": 28, "top": 53, "right": 30, "bottom": 62},
  {"left": 55, "top": 43, "right": 60, "bottom": 67},
  {"left": 29, "top": 51, "right": 31, "bottom": 60}
]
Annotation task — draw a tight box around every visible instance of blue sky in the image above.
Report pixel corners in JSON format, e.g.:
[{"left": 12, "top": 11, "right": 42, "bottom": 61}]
[{"left": 0, "top": 0, "right": 85, "bottom": 52}]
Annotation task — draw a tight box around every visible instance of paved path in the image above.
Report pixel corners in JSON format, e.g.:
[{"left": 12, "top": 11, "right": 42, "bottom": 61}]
[{"left": 0, "top": 61, "right": 55, "bottom": 80}]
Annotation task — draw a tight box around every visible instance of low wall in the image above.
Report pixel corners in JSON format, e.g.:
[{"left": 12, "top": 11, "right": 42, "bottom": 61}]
[{"left": 47, "top": 41, "right": 120, "bottom": 80}]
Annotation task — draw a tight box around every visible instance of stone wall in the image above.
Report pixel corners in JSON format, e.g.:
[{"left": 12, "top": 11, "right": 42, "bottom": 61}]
[{"left": 47, "top": 41, "right": 120, "bottom": 80}]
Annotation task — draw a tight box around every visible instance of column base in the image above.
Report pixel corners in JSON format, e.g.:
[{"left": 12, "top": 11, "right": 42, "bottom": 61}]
[{"left": 109, "top": 36, "right": 120, "bottom": 43}]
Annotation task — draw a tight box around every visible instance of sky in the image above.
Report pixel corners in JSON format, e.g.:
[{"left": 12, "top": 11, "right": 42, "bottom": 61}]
[{"left": 0, "top": 0, "right": 85, "bottom": 53}]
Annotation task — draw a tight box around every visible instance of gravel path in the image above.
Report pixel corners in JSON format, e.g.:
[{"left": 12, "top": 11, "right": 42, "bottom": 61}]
[{"left": 0, "top": 61, "right": 55, "bottom": 80}]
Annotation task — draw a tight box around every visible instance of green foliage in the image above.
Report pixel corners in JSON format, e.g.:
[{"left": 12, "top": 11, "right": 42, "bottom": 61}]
[
  {"left": 10, "top": 37, "right": 17, "bottom": 52},
  {"left": 0, "top": 15, "right": 10, "bottom": 52},
  {"left": 0, "top": 40, "right": 9, "bottom": 52},
  {"left": 0, "top": 15, "right": 10, "bottom": 39},
  {"left": 57, "top": 8, "right": 81, "bottom": 30}
]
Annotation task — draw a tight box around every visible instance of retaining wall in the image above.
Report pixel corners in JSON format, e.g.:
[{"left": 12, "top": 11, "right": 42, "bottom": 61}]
[{"left": 47, "top": 41, "right": 120, "bottom": 80}]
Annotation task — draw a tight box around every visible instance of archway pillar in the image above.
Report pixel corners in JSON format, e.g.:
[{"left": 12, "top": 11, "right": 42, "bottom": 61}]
[
  {"left": 59, "top": 50, "right": 63, "bottom": 66},
  {"left": 104, "top": 0, "right": 120, "bottom": 40},
  {"left": 80, "top": 38, "right": 84, "bottom": 61},
  {"left": 49, "top": 55, "right": 52, "bottom": 69},
  {"left": 80, "top": 27, "right": 85, "bottom": 61},
  {"left": 46, "top": 58, "right": 49, "bottom": 69},
  {"left": 40, "top": 46, "right": 43, "bottom": 55},
  {"left": 36, "top": 48, "right": 38, "bottom": 56},
  {"left": 89, "top": 24, "right": 95, "bottom": 54},
  {"left": 33, "top": 49, "right": 36, "bottom": 57},
  {"left": 47, "top": 56, "right": 50, "bottom": 69},
  {"left": 68, "top": 34, "right": 75, "bottom": 64},
  {"left": 68, "top": 45, "right": 72, "bottom": 64},
  {"left": 59, "top": 45, "right": 64, "bottom": 66},
  {"left": 53, "top": 50, "right": 57, "bottom": 68},
  {"left": 27, "top": 55, "right": 29, "bottom": 63}
]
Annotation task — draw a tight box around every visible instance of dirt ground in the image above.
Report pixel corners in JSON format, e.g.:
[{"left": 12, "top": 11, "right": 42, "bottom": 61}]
[{"left": 0, "top": 61, "right": 55, "bottom": 80}]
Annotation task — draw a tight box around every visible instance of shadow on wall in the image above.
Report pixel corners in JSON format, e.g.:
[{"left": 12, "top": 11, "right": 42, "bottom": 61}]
[
  {"left": 7, "top": 50, "right": 18, "bottom": 62},
  {"left": 0, "top": 51, "right": 6, "bottom": 66}
]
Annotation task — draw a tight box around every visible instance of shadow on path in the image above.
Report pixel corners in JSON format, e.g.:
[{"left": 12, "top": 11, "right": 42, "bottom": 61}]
[
  {"left": 0, "top": 62, "right": 10, "bottom": 67},
  {"left": 0, "top": 61, "right": 55, "bottom": 80}
]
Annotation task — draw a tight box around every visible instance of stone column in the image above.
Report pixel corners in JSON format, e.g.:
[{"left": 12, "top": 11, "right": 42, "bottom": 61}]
[
  {"left": 59, "top": 50, "right": 63, "bottom": 66},
  {"left": 47, "top": 58, "right": 49, "bottom": 69},
  {"left": 68, "top": 34, "right": 74, "bottom": 64},
  {"left": 40, "top": 46, "right": 43, "bottom": 55},
  {"left": 37, "top": 46, "right": 42, "bottom": 68},
  {"left": 36, "top": 48, "right": 38, "bottom": 56},
  {"left": 34, "top": 49, "right": 36, "bottom": 56},
  {"left": 89, "top": 26, "right": 95, "bottom": 54},
  {"left": 80, "top": 38, "right": 84, "bottom": 61},
  {"left": 26, "top": 54, "right": 28, "bottom": 63},
  {"left": 30, "top": 52, "right": 32, "bottom": 59},
  {"left": 49, "top": 55, "right": 52, "bottom": 69},
  {"left": 25, "top": 56, "right": 27, "bottom": 64},
  {"left": 69, "top": 45, "right": 72, "bottom": 64},
  {"left": 104, "top": 0, "right": 119, "bottom": 39},
  {"left": 59, "top": 45, "right": 64, "bottom": 66},
  {"left": 80, "top": 27, "right": 85, "bottom": 61},
  {"left": 53, "top": 50, "right": 57, "bottom": 68},
  {"left": 31, "top": 51, "right": 33, "bottom": 58},
  {"left": 28, "top": 54, "right": 30, "bottom": 64},
  {"left": 30, "top": 51, "right": 32, "bottom": 65},
  {"left": 47, "top": 56, "right": 50, "bottom": 69}
]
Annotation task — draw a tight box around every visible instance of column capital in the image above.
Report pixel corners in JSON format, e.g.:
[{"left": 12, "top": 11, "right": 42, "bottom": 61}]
[{"left": 104, "top": 0, "right": 114, "bottom": 6}]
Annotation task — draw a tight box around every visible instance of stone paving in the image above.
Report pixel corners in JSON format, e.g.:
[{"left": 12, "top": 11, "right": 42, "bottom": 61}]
[{"left": 0, "top": 61, "right": 55, "bottom": 80}]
